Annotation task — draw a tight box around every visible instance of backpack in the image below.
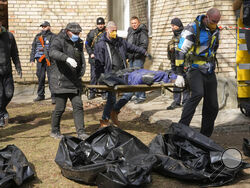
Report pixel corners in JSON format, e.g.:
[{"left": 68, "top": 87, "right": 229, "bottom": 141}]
[{"left": 243, "top": 0, "right": 250, "bottom": 27}]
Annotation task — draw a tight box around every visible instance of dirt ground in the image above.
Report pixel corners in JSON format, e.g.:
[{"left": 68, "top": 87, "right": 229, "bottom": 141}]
[{"left": 1, "top": 100, "right": 250, "bottom": 188}]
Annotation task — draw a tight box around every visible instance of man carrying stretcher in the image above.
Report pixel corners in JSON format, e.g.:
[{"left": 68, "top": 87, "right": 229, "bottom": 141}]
[{"left": 94, "top": 21, "right": 149, "bottom": 127}]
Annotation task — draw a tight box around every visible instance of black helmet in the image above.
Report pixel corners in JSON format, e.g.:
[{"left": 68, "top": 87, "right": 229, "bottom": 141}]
[{"left": 96, "top": 17, "right": 105, "bottom": 25}]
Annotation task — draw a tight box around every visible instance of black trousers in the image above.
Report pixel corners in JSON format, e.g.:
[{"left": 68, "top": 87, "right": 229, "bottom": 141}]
[
  {"left": 51, "top": 93, "right": 85, "bottom": 135},
  {"left": 36, "top": 59, "right": 54, "bottom": 98},
  {"left": 173, "top": 87, "right": 190, "bottom": 105},
  {"left": 0, "top": 74, "right": 14, "bottom": 118},
  {"left": 179, "top": 69, "right": 218, "bottom": 137},
  {"left": 89, "top": 58, "right": 102, "bottom": 94}
]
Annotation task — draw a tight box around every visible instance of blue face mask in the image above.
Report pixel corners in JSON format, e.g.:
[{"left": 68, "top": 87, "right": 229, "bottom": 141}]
[{"left": 70, "top": 34, "right": 79, "bottom": 42}]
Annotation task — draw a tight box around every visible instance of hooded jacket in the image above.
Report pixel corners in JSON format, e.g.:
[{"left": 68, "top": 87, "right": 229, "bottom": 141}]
[
  {"left": 126, "top": 24, "right": 148, "bottom": 61},
  {"left": 49, "top": 29, "right": 86, "bottom": 94},
  {"left": 94, "top": 34, "right": 146, "bottom": 74}
]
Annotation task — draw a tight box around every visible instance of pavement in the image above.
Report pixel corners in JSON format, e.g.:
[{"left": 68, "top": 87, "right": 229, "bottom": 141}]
[{"left": 12, "top": 82, "right": 250, "bottom": 133}]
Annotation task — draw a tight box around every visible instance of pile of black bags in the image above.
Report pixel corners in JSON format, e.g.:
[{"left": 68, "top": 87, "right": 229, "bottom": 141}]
[{"left": 55, "top": 124, "right": 250, "bottom": 187}]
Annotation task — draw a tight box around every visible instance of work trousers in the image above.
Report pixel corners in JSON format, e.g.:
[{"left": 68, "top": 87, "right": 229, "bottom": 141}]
[
  {"left": 51, "top": 93, "right": 85, "bottom": 134},
  {"left": 179, "top": 69, "right": 218, "bottom": 137},
  {"left": 0, "top": 74, "right": 14, "bottom": 118}
]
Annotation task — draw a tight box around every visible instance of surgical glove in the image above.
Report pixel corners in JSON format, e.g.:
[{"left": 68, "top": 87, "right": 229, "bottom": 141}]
[
  {"left": 66, "top": 57, "right": 77, "bottom": 68},
  {"left": 175, "top": 75, "right": 185, "bottom": 87}
]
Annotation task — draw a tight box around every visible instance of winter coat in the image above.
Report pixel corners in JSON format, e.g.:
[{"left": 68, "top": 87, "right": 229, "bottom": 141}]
[
  {"left": 126, "top": 24, "right": 148, "bottom": 61},
  {"left": 30, "top": 30, "right": 56, "bottom": 62},
  {"left": 94, "top": 34, "right": 146, "bottom": 74},
  {"left": 85, "top": 27, "right": 105, "bottom": 56},
  {"left": 0, "top": 27, "right": 21, "bottom": 76},
  {"left": 49, "top": 29, "right": 86, "bottom": 94}
]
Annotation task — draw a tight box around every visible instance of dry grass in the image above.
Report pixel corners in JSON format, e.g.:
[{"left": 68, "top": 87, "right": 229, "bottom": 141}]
[{"left": 0, "top": 100, "right": 250, "bottom": 187}]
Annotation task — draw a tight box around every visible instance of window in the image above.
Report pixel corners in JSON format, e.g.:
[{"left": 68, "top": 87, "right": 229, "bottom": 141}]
[{"left": 108, "top": 0, "right": 130, "bottom": 38}]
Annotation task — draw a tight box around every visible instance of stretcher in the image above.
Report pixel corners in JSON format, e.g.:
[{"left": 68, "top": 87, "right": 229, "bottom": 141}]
[{"left": 85, "top": 83, "right": 179, "bottom": 93}]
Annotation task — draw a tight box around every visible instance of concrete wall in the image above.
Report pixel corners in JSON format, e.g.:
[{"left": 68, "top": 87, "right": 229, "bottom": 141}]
[{"left": 8, "top": 0, "right": 107, "bottom": 82}]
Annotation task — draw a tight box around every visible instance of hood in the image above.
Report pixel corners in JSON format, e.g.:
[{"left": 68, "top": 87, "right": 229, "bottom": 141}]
[
  {"left": 133, "top": 24, "right": 148, "bottom": 33},
  {"left": 195, "top": 14, "right": 220, "bottom": 32}
]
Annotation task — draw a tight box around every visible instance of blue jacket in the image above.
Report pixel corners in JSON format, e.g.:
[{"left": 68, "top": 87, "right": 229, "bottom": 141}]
[{"left": 94, "top": 34, "right": 146, "bottom": 74}]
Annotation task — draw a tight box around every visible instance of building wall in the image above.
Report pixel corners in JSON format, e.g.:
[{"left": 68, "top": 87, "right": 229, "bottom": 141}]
[
  {"left": 150, "top": 0, "right": 237, "bottom": 77},
  {"left": 8, "top": 0, "right": 107, "bottom": 82},
  {"left": 130, "top": 0, "right": 148, "bottom": 25}
]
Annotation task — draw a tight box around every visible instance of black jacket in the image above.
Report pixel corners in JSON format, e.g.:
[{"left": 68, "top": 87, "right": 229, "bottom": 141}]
[
  {"left": 0, "top": 29, "right": 21, "bottom": 76},
  {"left": 49, "top": 29, "right": 86, "bottom": 94},
  {"left": 85, "top": 27, "right": 105, "bottom": 56},
  {"left": 126, "top": 24, "right": 148, "bottom": 61},
  {"left": 30, "top": 30, "right": 56, "bottom": 62},
  {"left": 94, "top": 34, "right": 146, "bottom": 74}
]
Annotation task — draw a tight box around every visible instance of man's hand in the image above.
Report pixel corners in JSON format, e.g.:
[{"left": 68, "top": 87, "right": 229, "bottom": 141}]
[
  {"left": 16, "top": 68, "right": 22, "bottom": 78},
  {"left": 31, "top": 61, "right": 35, "bottom": 66},
  {"left": 66, "top": 57, "right": 77, "bottom": 68},
  {"left": 175, "top": 75, "right": 185, "bottom": 87},
  {"left": 90, "top": 54, "right": 95, "bottom": 59}
]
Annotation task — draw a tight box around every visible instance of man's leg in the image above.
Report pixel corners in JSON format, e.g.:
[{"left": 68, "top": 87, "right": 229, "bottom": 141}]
[
  {"left": 51, "top": 94, "right": 67, "bottom": 136},
  {"left": 2, "top": 74, "right": 14, "bottom": 124},
  {"left": 88, "top": 58, "right": 96, "bottom": 100},
  {"left": 111, "top": 92, "right": 134, "bottom": 125},
  {"left": 182, "top": 88, "right": 190, "bottom": 106},
  {"left": 0, "top": 76, "right": 5, "bottom": 127},
  {"left": 34, "top": 60, "right": 46, "bottom": 101},
  {"left": 179, "top": 69, "right": 204, "bottom": 126},
  {"left": 46, "top": 65, "right": 55, "bottom": 104},
  {"left": 167, "top": 87, "right": 181, "bottom": 110},
  {"left": 69, "top": 93, "right": 86, "bottom": 135},
  {"left": 102, "top": 91, "right": 116, "bottom": 122},
  {"left": 200, "top": 73, "right": 218, "bottom": 137}
]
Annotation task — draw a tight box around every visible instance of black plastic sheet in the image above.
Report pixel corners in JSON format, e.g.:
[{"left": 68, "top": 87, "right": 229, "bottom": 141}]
[
  {"left": 243, "top": 138, "right": 250, "bottom": 157},
  {"left": 0, "top": 145, "right": 34, "bottom": 188},
  {"left": 55, "top": 126, "right": 157, "bottom": 187},
  {"left": 149, "top": 123, "right": 250, "bottom": 186}
]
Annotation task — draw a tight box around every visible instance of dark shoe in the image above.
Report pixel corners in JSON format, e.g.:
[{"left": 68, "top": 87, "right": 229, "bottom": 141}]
[
  {"left": 166, "top": 102, "right": 181, "bottom": 110},
  {"left": 102, "top": 93, "right": 107, "bottom": 100},
  {"left": 134, "top": 98, "right": 145, "bottom": 104},
  {"left": 0, "top": 117, "right": 5, "bottom": 128},
  {"left": 110, "top": 110, "right": 120, "bottom": 126},
  {"left": 34, "top": 96, "right": 45, "bottom": 102},
  {"left": 88, "top": 93, "right": 95, "bottom": 100},
  {"left": 78, "top": 132, "right": 89, "bottom": 140},
  {"left": 50, "top": 132, "right": 63, "bottom": 139},
  {"left": 51, "top": 98, "right": 56, "bottom": 104}
]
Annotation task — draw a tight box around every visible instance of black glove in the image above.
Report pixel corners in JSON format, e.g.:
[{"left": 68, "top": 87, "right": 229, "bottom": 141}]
[{"left": 16, "top": 68, "right": 22, "bottom": 78}]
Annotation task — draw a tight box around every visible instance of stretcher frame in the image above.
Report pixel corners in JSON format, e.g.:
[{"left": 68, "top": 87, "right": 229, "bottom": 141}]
[{"left": 85, "top": 83, "right": 180, "bottom": 93}]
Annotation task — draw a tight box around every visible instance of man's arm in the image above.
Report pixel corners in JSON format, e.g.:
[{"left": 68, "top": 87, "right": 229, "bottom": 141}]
[
  {"left": 175, "top": 23, "right": 196, "bottom": 74},
  {"left": 125, "top": 39, "right": 147, "bottom": 55},
  {"left": 30, "top": 35, "right": 37, "bottom": 62},
  {"left": 85, "top": 30, "right": 94, "bottom": 55},
  {"left": 9, "top": 32, "right": 22, "bottom": 77},
  {"left": 49, "top": 36, "right": 68, "bottom": 62},
  {"left": 139, "top": 30, "right": 149, "bottom": 50}
]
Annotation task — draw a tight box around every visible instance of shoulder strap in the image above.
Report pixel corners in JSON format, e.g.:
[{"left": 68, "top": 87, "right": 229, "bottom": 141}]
[
  {"left": 193, "top": 20, "right": 200, "bottom": 55},
  {"left": 91, "top": 31, "right": 104, "bottom": 48}
]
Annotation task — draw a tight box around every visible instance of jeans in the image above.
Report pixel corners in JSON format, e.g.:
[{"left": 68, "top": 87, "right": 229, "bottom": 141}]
[
  {"left": 0, "top": 74, "right": 14, "bottom": 118},
  {"left": 36, "top": 58, "right": 54, "bottom": 98},
  {"left": 51, "top": 93, "right": 85, "bottom": 134},
  {"left": 102, "top": 92, "right": 133, "bottom": 120},
  {"left": 129, "top": 59, "right": 146, "bottom": 99},
  {"left": 173, "top": 87, "right": 190, "bottom": 105}
]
